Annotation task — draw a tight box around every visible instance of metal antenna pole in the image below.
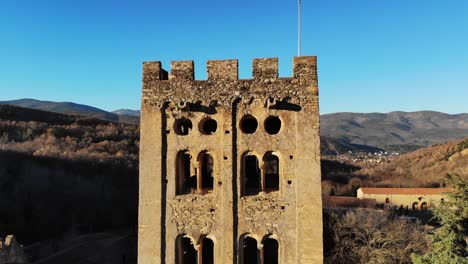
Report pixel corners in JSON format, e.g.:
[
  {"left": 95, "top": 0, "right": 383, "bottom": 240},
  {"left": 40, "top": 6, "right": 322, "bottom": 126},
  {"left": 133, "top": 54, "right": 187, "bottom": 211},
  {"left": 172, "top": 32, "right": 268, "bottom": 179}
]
[{"left": 298, "top": 0, "right": 301, "bottom": 56}]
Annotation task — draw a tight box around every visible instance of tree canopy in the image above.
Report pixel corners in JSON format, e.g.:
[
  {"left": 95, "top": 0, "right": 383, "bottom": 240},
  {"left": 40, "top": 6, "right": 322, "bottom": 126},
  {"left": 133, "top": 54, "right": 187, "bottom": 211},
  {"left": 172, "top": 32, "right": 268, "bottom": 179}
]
[{"left": 412, "top": 174, "right": 468, "bottom": 264}]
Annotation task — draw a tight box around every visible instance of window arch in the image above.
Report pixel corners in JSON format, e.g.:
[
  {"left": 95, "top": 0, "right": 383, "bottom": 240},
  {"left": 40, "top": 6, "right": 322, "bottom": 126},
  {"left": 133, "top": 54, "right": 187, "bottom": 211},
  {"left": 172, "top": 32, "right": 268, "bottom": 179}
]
[
  {"left": 262, "top": 236, "right": 279, "bottom": 264},
  {"left": 176, "top": 151, "right": 196, "bottom": 195},
  {"left": 199, "top": 151, "right": 214, "bottom": 193},
  {"left": 176, "top": 151, "right": 217, "bottom": 195},
  {"left": 176, "top": 235, "right": 197, "bottom": 264},
  {"left": 239, "top": 234, "right": 279, "bottom": 264},
  {"left": 385, "top": 197, "right": 390, "bottom": 203},
  {"left": 263, "top": 153, "right": 279, "bottom": 192},
  {"left": 421, "top": 202, "right": 428, "bottom": 210},
  {"left": 242, "top": 153, "right": 261, "bottom": 196},
  {"left": 200, "top": 237, "right": 214, "bottom": 264},
  {"left": 412, "top": 202, "right": 419, "bottom": 211},
  {"left": 241, "top": 236, "right": 259, "bottom": 264}
]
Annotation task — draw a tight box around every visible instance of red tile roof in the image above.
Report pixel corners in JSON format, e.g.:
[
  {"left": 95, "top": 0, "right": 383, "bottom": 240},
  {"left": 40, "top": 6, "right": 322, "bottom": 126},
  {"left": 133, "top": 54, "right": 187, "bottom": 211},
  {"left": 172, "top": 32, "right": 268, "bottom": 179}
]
[{"left": 359, "top": 188, "right": 453, "bottom": 195}]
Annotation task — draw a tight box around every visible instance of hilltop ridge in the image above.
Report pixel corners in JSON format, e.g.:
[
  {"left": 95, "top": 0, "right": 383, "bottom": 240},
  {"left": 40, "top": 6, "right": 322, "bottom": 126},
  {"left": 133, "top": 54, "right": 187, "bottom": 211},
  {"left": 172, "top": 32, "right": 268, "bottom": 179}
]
[
  {"left": 321, "top": 111, "right": 468, "bottom": 151},
  {"left": 356, "top": 137, "right": 468, "bottom": 187},
  {"left": 0, "top": 99, "right": 139, "bottom": 125}
]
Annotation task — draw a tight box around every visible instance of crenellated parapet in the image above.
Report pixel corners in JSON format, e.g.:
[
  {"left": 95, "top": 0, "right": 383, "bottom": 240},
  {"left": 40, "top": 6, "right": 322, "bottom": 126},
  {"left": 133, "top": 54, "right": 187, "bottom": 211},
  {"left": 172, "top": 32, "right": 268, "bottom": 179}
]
[{"left": 142, "top": 57, "right": 318, "bottom": 108}]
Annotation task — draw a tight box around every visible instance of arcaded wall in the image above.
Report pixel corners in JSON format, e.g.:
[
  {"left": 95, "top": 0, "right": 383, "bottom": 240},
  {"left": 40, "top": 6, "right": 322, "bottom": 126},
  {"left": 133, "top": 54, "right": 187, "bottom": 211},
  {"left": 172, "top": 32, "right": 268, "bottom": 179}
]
[
  {"left": 139, "top": 57, "right": 323, "bottom": 264},
  {"left": 357, "top": 190, "right": 450, "bottom": 209}
]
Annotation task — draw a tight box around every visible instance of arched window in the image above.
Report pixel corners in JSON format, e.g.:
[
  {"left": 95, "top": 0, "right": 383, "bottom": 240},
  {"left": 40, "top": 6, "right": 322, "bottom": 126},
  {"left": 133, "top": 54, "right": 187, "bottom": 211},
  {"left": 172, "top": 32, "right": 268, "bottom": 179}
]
[
  {"left": 176, "top": 236, "right": 197, "bottom": 264},
  {"left": 201, "top": 237, "right": 214, "bottom": 264},
  {"left": 385, "top": 197, "right": 390, "bottom": 203},
  {"left": 421, "top": 202, "right": 428, "bottom": 210},
  {"left": 412, "top": 202, "right": 418, "bottom": 211},
  {"left": 242, "top": 237, "right": 259, "bottom": 264},
  {"left": 263, "top": 237, "right": 279, "bottom": 264},
  {"left": 263, "top": 153, "right": 279, "bottom": 192},
  {"left": 243, "top": 154, "right": 261, "bottom": 196},
  {"left": 200, "top": 152, "right": 214, "bottom": 193},
  {"left": 176, "top": 151, "right": 196, "bottom": 195}
]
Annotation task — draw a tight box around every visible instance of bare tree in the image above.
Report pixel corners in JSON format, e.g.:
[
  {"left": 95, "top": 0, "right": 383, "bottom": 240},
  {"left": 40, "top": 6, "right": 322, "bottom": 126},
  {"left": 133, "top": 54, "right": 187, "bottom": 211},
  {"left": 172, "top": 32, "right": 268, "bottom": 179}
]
[{"left": 326, "top": 209, "right": 429, "bottom": 264}]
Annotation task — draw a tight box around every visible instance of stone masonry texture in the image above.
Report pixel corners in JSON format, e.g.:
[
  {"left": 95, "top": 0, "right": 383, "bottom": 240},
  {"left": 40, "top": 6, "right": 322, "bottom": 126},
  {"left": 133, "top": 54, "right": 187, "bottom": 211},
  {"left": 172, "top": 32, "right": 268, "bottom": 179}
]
[{"left": 138, "top": 56, "right": 323, "bottom": 263}]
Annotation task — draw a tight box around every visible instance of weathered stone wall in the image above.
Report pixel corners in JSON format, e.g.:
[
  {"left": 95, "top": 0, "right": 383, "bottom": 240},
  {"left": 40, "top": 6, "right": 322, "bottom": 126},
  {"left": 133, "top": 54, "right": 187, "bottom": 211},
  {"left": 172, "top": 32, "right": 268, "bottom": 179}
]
[{"left": 139, "top": 57, "right": 323, "bottom": 264}]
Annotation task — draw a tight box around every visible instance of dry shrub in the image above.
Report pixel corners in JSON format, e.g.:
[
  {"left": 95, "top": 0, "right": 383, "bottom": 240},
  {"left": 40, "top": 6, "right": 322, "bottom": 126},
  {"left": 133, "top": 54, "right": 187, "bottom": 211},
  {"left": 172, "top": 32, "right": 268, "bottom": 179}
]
[{"left": 326, "top": 209, "right": 429, "bottom": 264}]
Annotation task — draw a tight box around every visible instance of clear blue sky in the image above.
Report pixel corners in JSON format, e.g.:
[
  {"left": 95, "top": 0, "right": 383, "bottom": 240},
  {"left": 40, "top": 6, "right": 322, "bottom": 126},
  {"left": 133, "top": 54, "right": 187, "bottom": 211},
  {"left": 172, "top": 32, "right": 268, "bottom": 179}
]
[{"left": 0, "top": 0, "right": 467, "bottom": 114}]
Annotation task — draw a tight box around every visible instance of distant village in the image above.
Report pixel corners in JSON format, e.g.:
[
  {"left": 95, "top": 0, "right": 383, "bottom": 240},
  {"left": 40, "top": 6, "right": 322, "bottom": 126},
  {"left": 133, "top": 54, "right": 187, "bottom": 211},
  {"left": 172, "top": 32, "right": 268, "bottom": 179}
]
[{"left": 324, "top": 150, "right": 401, "bottom": 165}]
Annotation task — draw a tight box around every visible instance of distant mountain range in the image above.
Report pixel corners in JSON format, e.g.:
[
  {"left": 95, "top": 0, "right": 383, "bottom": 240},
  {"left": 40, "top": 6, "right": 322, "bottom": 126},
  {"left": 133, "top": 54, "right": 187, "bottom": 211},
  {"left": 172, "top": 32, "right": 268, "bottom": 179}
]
[
  {"left": 1, "top": 98, "right": 467, "bottom": 153},
  {"left": 321, "top": 111, "right": 468, "bottom": 152},
  {"left": 0, "top": 99, "right": 139, "bottom": 125},
  {"left": 112, "top": 109, "right": 141, "bottom": 117}
]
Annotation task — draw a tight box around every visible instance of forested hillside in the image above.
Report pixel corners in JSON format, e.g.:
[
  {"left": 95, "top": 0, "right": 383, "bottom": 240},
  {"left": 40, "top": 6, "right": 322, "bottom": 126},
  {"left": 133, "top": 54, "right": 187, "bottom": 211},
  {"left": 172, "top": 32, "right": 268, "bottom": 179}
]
[
  {"left": 0, "top": 105, "right": 139, "bottom": 244},
  {"left": 356, "top": 137, "right": 468, "bottom": 187}
]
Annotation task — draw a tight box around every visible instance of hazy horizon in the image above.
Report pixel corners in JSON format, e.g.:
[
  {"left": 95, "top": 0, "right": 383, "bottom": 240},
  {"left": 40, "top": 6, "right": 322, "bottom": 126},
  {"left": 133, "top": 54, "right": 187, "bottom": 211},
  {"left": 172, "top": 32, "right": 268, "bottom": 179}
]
[{"left": 2, "top": 97, "right": 468, "bottom": 115}]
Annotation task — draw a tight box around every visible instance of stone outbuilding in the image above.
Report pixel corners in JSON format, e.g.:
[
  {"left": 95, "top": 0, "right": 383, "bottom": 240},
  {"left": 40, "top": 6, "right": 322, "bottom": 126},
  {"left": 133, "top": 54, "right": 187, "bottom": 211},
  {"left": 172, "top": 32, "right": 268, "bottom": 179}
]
[
  {"left": 138, "top": 57, "right": 323, "bottom": 263},
  {"left": 357, "top": 187, "right": 453, "bottom": 210}
]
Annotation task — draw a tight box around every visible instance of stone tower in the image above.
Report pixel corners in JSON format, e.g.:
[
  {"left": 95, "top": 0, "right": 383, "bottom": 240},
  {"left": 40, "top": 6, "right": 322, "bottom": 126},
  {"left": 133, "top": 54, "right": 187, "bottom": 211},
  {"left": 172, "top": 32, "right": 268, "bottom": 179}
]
[{"left": 138, "top": 57, "right": 323, "bottom": 264}]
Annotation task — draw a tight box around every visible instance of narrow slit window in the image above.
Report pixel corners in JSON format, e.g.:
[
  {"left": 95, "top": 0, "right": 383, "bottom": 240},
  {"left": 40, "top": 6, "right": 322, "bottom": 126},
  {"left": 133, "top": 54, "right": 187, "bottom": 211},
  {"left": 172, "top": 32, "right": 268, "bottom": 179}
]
[
  {"left": 243, "top": 155, "right": 261, "bottom": 196},
  {"left": 263, "top": 238, "right": 279, "bottom": 264},
  {"left": 200, "top": 152, "right": 214, "bottom": 192},
  {"left": 242, "top": 237, "right": 259, "bottom": 264},
  {"left": 176, "top": 151, "right": 196, "bottom": 195},
  {"left": 176, "top": 236, "right": 197, "bottom": 264},
  {"left": 263, "top": 153, "right": 279, "bottom": 192},
  {"left": 201, "top": 237, "right": 214, "bottom": 264}
]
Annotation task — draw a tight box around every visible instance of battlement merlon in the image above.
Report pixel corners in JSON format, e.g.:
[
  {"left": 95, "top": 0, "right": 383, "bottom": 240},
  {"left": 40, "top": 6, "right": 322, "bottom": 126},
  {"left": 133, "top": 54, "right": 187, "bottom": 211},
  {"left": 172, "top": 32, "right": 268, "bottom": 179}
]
[
  {"left": 253, "top": 58, "right": 278, "bottom": 79},
  {"left": 293, "top": 56, "right": 317, "bottom": 80},
  {"left": 208, "top": 59, "right": 238, "bottom": 80},
  {"left": 142, "top": 61, "right": 168, "bottom": 81},
  {"left": 170, "top": 61, "right": 195, "bottom": 81}
]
